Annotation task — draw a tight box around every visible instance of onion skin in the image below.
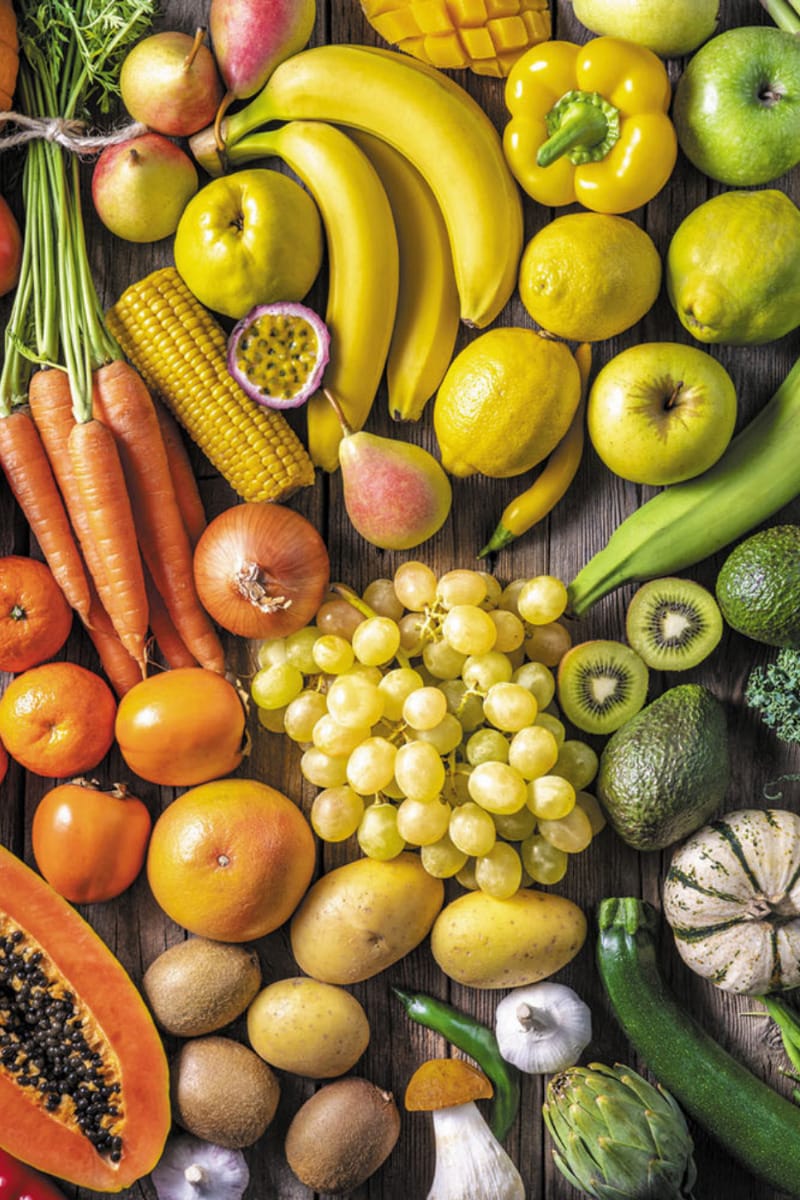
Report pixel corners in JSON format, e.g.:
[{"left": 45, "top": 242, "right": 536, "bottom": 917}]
[{"left": 193, "top": 502, "right": 330, "bottom": 638}]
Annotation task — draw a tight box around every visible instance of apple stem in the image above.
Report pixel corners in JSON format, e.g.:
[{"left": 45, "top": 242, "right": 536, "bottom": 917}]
[
  {"left": 183, "top": 27, "right": 209, "bottom": 72},
  {"left": 323, "top": 387, "right": 353, "bottom": 437},
  {"left": 760, "top": 0, "right": 800, "bottom": 32},
  {"left": 665, "top": 383, "right": 684, "bottom": 411}
]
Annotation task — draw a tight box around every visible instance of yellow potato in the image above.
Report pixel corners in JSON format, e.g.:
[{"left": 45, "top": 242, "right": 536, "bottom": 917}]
[
  {"left": 290, "top": 852, "right": 444, "bottom": 984},
  {"left": 430, "top": 887, "right": 587, "bottom": 989},
  {"left": 247, "top": 978, "right": 370, "bottom": 1079}
]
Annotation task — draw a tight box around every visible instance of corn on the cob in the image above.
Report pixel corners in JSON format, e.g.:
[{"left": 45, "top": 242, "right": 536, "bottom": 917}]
[{"left": 106, "top": 267, "right": 316, "bottom": 504}]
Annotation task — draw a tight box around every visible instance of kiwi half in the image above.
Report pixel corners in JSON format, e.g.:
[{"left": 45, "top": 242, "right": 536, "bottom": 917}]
[
  {"left": 625, "top": 577, "right": 723, "bottom": 671},
  {"left": 557, "top": 640, "right": 649, "bottom": 735}
]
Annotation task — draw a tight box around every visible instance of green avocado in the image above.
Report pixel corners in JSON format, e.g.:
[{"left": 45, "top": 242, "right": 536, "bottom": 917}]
[
  {"left": 596, "top": 684, "right": 729, "bottom": 852},
  {"left": 715, "top": 525, "right": 800, "bottom": 648}
]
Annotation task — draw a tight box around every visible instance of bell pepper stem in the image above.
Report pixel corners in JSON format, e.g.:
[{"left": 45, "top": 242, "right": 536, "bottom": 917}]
[{"left": 537, "top": 94, "right": 613, "bottom": 168}]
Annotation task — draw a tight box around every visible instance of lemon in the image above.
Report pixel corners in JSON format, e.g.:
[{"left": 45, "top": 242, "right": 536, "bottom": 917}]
[
  {"left": 433, "top": 328, "right": 581, "bottom": 478},
  {"left": 518, "top": 214, "right": 662, "bottom": 343}
]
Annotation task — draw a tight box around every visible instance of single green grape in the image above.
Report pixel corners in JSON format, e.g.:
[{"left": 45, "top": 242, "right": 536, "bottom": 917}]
[
  {"left": 517, "top": 575, "right": 568, "bottom": 625},
  {"left": 346, "top": 736, "right": 398, "bottom": 796},
  {"left": 442, "top": 604, "right": 497, "bottom": 656},
  {"left": 313, "top": 713, "right": 371, "bottom": 757},
  {"left": 436, "top": 569, "right": 488, "bottom": 609},
  {"left": 551, "top": 739, "right": 600, "bottom": 790},
  {"left": 251, "top": 663, "right": 304, "bottom": 710},
  {"left": 283, "top": 689, "right": 329, "bottom": 743},
  {"left": 420, "top": 832, "right": 469, "bottom": 878},
  {"left": 482, "top": 682, "right": 538, "bottom": 732},
  {"left": 539, "top": 805, "right": 594, "bottom": 853},
  {"left": 461, "top": 650, "right": 513, "bottom": 693},
  {"left": 411, "top": 713, "right": 464, "bottom": 755},
  {"left": 513, "top": 660, "right": 556, "bottom": 709},
  {"left": 357, "top": 802, "right": 406, "bottom": 860},
  {"left": 521, "top": 833, "right": 568, "bottom": 885},
  {"left": 393, "top": 561, "right": 438, "bottom": 611},
  {"left": 475, "top": 841, "right": 523, "bottom": 899},
  {"left": 465, "top": 727, "right": 509, "bottom": 767},
  {"left": 312, "top": 634, "right": 355, "bottom": 675},
  {"left": 300, "top": 746, "right": 349, "bottom": 789},
  {"left": 394, "top": 740, "right": 445, "bottom": 802},
  {"left": 527, "top": 774, "right": 576, "bottom": 820},
  {"left": 468, "top": 760, "right": 528, "bottom": 815},
  {"left": 352, "top": 616, "right": 401, "bottom": 666},
  {"left": 310, "top": 785, "right": 364, "bottom": 842},
  {"left": 378, "top": 667, "right": 425, "bottom": 721},
  {"left": 284, "top": 626, "right": 320, "bottom": 674},
  {"left": 507, "top": 724, "right": 559, "bottom": 780},
  {"left": 449, "top": 801, "right": 496, "bottom": 857},
  {"left": 396, "top": 796, "right": 451, "bottom": 846}
]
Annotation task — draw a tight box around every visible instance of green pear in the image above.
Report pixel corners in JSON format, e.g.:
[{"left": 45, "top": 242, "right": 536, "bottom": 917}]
[
  {"left": 571, "top": 0, "right": 719, "bottom": 57},
  {"left": 327, "top": 392, "right": 451, "bottom": 550}
]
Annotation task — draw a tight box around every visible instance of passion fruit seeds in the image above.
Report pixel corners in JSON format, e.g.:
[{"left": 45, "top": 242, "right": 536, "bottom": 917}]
[{"left": 227, "top": 302, "right": 330, "bottom": 409}]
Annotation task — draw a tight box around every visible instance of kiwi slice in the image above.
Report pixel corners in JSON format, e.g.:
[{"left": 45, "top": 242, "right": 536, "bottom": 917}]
[
  {"left": 557, "top": 640, "right": 649, "bottom": 735},
  {"left": 625, "top": 577, "right": 723, "bottom": 671}
]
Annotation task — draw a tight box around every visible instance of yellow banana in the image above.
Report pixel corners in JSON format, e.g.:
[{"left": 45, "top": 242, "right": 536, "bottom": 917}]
[
  {"left": 348, "top": 129, "right": 460, "bottom": 423},
  {"left": 223, "top": 120, "right": 400, "bottom": 472},
  {"left": 190, "top": 44, "right": 523, "bottom": 329}
]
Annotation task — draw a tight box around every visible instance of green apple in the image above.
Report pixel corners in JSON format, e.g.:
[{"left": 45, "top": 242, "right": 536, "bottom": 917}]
[
  {"left": 173, "top": 168, "right": 324, "bottom": 319},
  {"left": 587, "top": 343, "right": 737, "bottom": 487},
  {"left": 673, "top": 26, "right": 800, "bottom": 186},
  {"left": 571, "top": 0, "right": 719, "bottom": 57},
  {"left": 91, "top": 133, "right": 199, "bottom": 244}
]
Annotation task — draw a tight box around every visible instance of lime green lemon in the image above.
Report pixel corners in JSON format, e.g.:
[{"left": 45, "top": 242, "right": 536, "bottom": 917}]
[
  {"left": 517, "top": 213, "right": 662, "bottom": 343},
  {"left": 433, "top": 328, "right": 581, "bottom": 478}
]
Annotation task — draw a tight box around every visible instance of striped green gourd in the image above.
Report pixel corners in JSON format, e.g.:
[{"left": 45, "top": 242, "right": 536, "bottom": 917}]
[{"left": 662, "top": 808, "right": 800, "bottom": 994}]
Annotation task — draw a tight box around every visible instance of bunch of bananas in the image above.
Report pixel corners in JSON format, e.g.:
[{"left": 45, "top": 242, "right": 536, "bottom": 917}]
[{"left": 190, "top": 44, "right": 524, "bottom": 471}]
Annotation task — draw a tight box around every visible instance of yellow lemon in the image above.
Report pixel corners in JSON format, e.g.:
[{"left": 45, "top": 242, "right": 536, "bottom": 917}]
[
  {"left": 433, "top": 328, "right": 581, "bottom": 478},
  {"left": 518, "top": 213, "right": 662, "bottom": 343}
]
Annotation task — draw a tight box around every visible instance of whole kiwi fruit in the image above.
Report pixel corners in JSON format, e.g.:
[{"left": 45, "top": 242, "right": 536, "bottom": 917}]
[
  {"left": 143, "top": 937, "right": 262, "bottom": 1036},
  {"left": 285, "top": 1076, "right": 401, "bottom": 1194},
  {"left": 171, "top": 1035, "right": 280, "bottom": 1149}
]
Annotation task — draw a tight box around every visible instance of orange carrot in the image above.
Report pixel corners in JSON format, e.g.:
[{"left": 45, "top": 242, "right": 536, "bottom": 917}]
[
  {"left": 154, "top": 401, "right": 208, "bottom": 548},
  {"left": 0, "top": 407, "right": 92, "bottom": 623},
  {"left": 144, "top": 567, "right": 198, "bottom": 671},
  {"left": 94, "top": 360, "right": 225, "bottom": 675},
  {"left": 27, "top": 368, "right": 116, "bottom": 618},
  {"left": 67, "top": 416, "right": 149, "bottom": 673},
  {"left": 84, "top": 584, "right": 143, "bottom": 698}
]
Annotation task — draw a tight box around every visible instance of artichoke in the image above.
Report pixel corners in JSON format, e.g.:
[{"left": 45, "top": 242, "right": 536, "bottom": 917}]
[{"left": 543, "top": 1062, "right": 697, "bottom": 1199}]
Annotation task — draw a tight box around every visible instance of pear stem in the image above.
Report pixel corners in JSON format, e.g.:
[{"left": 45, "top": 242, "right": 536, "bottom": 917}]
[
  {"left": 323, "top": 387, "right": 353, "bottom": 437},
  {"left": 184, "top": 27, "right": 208, "bottom": 72}
]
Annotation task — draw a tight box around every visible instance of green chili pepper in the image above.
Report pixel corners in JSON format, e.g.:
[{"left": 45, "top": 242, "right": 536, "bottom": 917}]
[{"left": 393, "top": 986, "right": 521, "bottom": 1140}]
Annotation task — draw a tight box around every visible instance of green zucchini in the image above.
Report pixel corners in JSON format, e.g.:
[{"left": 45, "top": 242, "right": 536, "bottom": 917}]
[{"left": 597, "top": 896, "right": 800, "bottom": 1197}]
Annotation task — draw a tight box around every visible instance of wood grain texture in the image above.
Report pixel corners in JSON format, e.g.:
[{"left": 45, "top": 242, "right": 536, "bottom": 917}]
[{"left": 2, "top": 0, "right": 800, "bottom": 1196}]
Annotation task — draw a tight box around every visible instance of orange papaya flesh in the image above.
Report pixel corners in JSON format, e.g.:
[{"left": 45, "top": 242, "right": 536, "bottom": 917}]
[{"left": 0, "top": 844, "right": 170, "bottom": 1192}]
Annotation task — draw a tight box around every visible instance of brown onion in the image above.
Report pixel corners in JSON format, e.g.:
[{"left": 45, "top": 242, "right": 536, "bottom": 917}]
[{"left": 193, "top": 503, "right": 330, "bottom": 638}]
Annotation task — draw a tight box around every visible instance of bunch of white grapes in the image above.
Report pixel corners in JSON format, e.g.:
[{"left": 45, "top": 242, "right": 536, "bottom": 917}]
[{"left": 250, "top": 563, "right": 605, "bottom": 899}]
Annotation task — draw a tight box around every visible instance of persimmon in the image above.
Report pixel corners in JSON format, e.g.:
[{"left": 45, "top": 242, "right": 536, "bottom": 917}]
[
  {"left": 0, "top": 555, "right": 73, "bottom": 672},
  {"left": 0, "top": 661, "right": 116, "bottom": 778},
  {"left": 146, "top": 777, "right": 316, "bottom": 941},
  {"left": 115, "top": 667, "right": 246, "bottom": 786},
  {"left": 32, "top": 778, "right": 152, "bottom": 904}
]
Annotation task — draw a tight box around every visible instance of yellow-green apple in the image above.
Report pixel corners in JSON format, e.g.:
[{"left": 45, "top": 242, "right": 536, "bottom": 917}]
[
  {"left": 91, "top": 133, "right": 199, "bottom": 244},
  {"left": 120, "top": 29, "right": 223, "bottom": 138},
  {"left": 173, "top": 169, "right": 323, "bottom": 320},
  {"left": 587, "top": 343, "right": 737, "bottom": 486},
  {"left": 674, "top": 26, "right": 800, "bottom": 185},
  {"left": 571, "top": 0, "right": 719, "bottom": 57},
  {"left": 0, "top": 195, "right": 21, "bottom": 297}
]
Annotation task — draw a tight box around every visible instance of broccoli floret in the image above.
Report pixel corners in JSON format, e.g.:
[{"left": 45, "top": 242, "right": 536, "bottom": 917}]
[{"left": 746, "top": 648, "right": 800, "bottom": 745}]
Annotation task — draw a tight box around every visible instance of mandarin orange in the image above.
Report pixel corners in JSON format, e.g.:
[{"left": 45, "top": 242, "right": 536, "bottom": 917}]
[
  {"left": 0, "top": 661, "right": 116, "bottom": 777},
  {"left": 146, "top": 777, "right": 316, "bottom": 941},
  {"left": 0, "top": 555, "right": 73, "bottom": 672}
]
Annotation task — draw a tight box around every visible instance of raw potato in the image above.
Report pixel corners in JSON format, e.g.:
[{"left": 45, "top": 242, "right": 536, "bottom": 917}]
[
  {"left": 289, "top": 852, "right": 444, "bottom": 984},
  {"left": 247, "top": 977, "right": 370, "bottom": 1078},
  {"left": 430, "top": 888, "right": 587, "bottom": 988},
  {"left": 285, "top": 1076, "right": 401, "bottom": 1194},
  {"left": 143, "top": 937, "right": 262, "bottom": 1036}
]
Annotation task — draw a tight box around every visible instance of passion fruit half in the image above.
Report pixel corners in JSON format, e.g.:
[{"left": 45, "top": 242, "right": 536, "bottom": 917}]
[{"left": 227, "top": 301, "right": 330, "bottom": 409}]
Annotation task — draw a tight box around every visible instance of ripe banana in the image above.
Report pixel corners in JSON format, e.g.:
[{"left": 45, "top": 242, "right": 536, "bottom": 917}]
[
  {"left": 224, "top": 120, "right": 400, "bottom": 472},
  {"left": 348, "top": 129, "right": 460, "bottom": 423},
  {"left": 567, "top": 356, "right": 800, "bottom": 617},
  {"left": 190, "top": 44, "right": 523, "bottom": 329}
]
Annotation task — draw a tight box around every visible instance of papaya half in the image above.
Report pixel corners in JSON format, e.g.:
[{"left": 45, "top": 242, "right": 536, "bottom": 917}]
[{"left": 0, "top": 843, "right": 170, "bottom": 1191}]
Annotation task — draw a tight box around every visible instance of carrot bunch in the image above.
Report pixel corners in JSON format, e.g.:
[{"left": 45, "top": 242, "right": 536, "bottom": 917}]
[{"left": 0, "top": 0, "right": 225, "bottom": 694}]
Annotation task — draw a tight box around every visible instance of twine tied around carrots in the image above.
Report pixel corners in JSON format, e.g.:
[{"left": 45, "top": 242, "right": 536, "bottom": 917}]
[{"left": 0, "top": 112, "right": 148, "bottom": 157}]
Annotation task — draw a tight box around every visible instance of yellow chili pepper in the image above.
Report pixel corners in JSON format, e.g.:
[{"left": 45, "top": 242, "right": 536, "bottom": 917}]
[
  {"left": 479, "top": 343, "right": 591, "bottom": 556},
  {"left": 503, "top": 37, "right": 677, "bottom": 213}
]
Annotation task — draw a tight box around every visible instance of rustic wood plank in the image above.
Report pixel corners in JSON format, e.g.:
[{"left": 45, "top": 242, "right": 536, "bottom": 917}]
[{"left": 1, "top": 0, "right": 800, "bottom": 1197}]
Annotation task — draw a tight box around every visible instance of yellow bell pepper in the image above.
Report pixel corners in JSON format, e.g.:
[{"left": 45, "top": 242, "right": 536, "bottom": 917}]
[{"left": 503, "top": 36, "right": 678, "bottom": 214}]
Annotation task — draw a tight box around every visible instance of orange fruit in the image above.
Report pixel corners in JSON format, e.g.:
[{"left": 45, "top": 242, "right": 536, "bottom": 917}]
[
  {"left": 0, "top": 555, "right": 73, "bottom": 672},
  {"left": 0, "top": 661, "right": 116, "bottom": 777},
  {"left": 146, "top": 777, "right": 316, "bottom": 941}
]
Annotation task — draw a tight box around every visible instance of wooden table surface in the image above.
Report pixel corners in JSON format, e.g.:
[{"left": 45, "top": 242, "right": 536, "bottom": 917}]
[{"left": 2, "top": 0, "right": 800, "bottom": 1197}]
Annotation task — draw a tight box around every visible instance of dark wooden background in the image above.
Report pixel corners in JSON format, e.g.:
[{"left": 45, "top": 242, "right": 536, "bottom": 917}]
[{"left": 2, "top": 0, "right": 800, "bottom": 1196}]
